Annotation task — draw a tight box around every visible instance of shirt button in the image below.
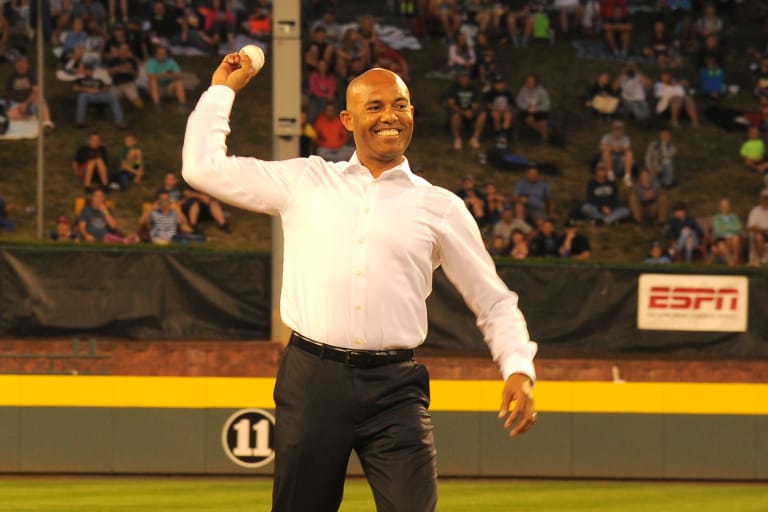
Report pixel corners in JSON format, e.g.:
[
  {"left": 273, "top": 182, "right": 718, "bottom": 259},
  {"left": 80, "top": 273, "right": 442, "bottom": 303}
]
[
  {"left": 354, "top": 305, "right": 361, "bottom": 311},
  {"left": 355, "top": 271, "right": 363, "bottom": 277},
  {"left": 363, "top": 208, "right": 370, "bottom": 213},
  {"left": 353, "top": 339, "right": 362, "bottom": 345},
  {"left": 358, "top": 239, "right": 365, "bottom": 245}
]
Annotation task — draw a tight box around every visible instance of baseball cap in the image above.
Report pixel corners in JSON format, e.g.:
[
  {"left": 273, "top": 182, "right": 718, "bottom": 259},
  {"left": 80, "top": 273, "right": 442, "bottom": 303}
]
[{"left": 56, "top": 215, "right": 69, "bottom": 224}]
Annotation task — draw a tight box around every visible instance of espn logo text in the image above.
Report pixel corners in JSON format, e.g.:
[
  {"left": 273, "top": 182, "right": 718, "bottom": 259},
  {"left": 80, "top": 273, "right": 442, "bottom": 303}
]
[{"left": 638, "top": 275, "right": 748, "bottom": 332}]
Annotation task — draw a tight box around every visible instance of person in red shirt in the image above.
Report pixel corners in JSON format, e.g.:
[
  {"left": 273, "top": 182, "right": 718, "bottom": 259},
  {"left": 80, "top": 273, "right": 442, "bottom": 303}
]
[
  {"left": 600, "top": 0, "right": 632, "bottom": 57},
  {"left": 313, "top": 101, "right": 354, "bottom": 162}
]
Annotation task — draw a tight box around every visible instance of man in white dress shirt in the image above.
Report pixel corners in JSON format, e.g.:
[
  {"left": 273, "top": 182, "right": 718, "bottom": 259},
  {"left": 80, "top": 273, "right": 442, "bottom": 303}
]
[{"left": 182, "top": 53, "right": 538, "bottom": 512}]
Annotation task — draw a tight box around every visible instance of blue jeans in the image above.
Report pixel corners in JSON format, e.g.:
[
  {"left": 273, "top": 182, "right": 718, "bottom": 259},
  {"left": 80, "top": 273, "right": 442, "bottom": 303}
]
[
  {"left": 581, "top": 203, "right": 631, "bottom": 225},
  {"left": 658, "top": 161, "right": 674, "bottom": 187},
  {"left": 622, "top": 99, "right": 650, "bottom": 120},
  {"left": 76, "top": 92, "right": 124, "bottom": 125},
  {"left": 676, "top": 226, "right": 699, "bottom": 262}
]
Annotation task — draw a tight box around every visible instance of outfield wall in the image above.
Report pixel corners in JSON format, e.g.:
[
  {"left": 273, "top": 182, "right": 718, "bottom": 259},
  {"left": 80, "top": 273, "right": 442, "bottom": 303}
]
[{"left": 1, "top": 376, "right": 767, "bottom": 480}]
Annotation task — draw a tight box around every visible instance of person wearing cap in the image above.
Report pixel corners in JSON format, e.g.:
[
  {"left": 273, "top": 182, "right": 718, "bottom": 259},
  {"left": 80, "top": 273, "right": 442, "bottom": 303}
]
[
  {"left": 581, "top": 163, "right": 631, "bottom": 225},
  {"left": 599, "top": 120, "right": 634, "bottom": 186},
  {"left": 484, "top": 75, "right": 515, "bottom": 148},
  {"left": 513, "top": 165, "right": 552, "bottom": 226},
  {"left": 558, "top": 219, "right": 591, "bottom": 259},
  {"left": 49, "top": 215, "right": 78, "bottom": 242},
  {"left": 5, "top": 57, "right": 55, "bottom": 131},
  {"left": 529, "top": 218, "right": 560, "bottom": 257},
  {"left": 614, "top": 63, "right": 651, "bottom": 121},
  {"left": 664, "top": 201, "right": 704, "bottom": 263},
  {"left": 183, "top": 55, "right": 537, "bottom": 511},
  {"left": 629, "top": 168, "right": 668, "bottom": 226},
  {"left": 445, "top": 70, "right": 487, "bottom": 149},
  {"left": 644, "top": 129, "right": 677, "bottom": 188},
  {"left": 644, "top": 240, "right": 671, "bottom": 264},
  {"left": 747, "top": 189, "right": 768, "bottom": 265},
  {"left": 73, "top": 62, "right": 126, "bottom": 129}
]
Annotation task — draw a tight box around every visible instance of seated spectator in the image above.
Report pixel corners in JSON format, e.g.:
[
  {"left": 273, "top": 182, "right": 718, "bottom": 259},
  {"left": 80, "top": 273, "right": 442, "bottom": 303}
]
[
  {"left": 61, "top": 17, "right": 88, "bottom": 62},
  {"left": 243, "top": 1, "right": 273, "bottom": 40},
  {"left": 510, "top": 229, "right": 530, "bottom": 259},
  {"left": 477, "top": 47, "right": 499, "bottom": 93},
  {"left": 307, "top": 59, "right": 337, "bottom": 123},
  {"left": 456, "top": 174, "right": 483, "bottom": 201},
  {"left": 73, "top": 131, "right": 110, "bottom": 191},
  {"left": 599, "top": 0, "right": 632, "bottom": 57},
  {"left": 149, "top": 1, "right": 182, "bottom": 47},
  {"left": 462, "top": 187, "right": 489, "bottom": 228},
  {"left": 643, "top": 21, "right": 676, "bottom": 68},
  {"left": 304, "top": 25, "right": 335, "bottom": 73},
  {"left": 748, "top": 189, "right": 768, "bottom": 265},
  {"left": 107, "top": 43, "right": 143, "bottom": 110},
  {"left": 665, "top": 201, "right": 704, "bottom": 262},
  {"left": 49, "top": 214, "right": 79, "bottom": 242},
  {"left": 694, "top": 3, "right": 724, "bottom": 44},
  {"left": 644, "top": 240, "right": 672, "bottom": 263},
  {"left": 753, "top": 56, "right": 768, "bottom": 98},
  {"left": 445, "top": 71, "right": 486, "bottom": 150},
  {"left": 492, "top": 206, "right": 532, "bottom": 248},
  {"left": 484, "top": 75, "right": 515, "bottom": 148},
  {"left": 698, "top": 57, "right": 726, "bottom": 102},
  {"left": 447, "top": 32, "right": 476, "bottom": 76},
  {"left": 0, "top": 197, "right": 14, "bottom": 232},
  {"left": 183, "top": 186, "right": 230, "bottom": 233},
  {"left": 505, "top": 1, "right": 534, "bottom": 47},
  {"left": 73, "top": 63, "right": 126, "bottom": 128},
  {"left": 5, "top": 57, "right": 55, "bottom": 131},
  {"left": 586, "top": 72, "right": 620, "bottom": 117},
  {"left": 146, "top": 46, "right": 187, "bottom": 113},
  {"left": 740, "top": 126, "right": 768, "bottom": 179},
  {"left": 515, "top": 74, "right": 550, "bottom": 142},
  {"left": 489, "top": 235, "right": 510, "bottom": 257},
  {"left": 644, "top": 129, "right": 677, "bottom": 188},
  {"left": 629, "top": 169, "right": 668, "bottom": 226},
  {"left": 371, "top": 41, "right": 410, "bottom": 82},
  {"left": 119, "top": 133, "right": 144, "bottom": 186},
  {"left": 203, "top": 0, "right": 236, "bottom": 52},
  {"left": 429, "top": 0, "right": 463, "bottom": 42},
  {"left": 72, "top": 0, "right": 108, "bottom": 36},
  {"left": 529, "top": 218, "right": 559, "bottom": 257},
  {"left": 558, "top": 219, "right": 591, "bottom": 259},
  {"left": 311, "top": 8, "right": 342, "bottom": 43},
  {"left": 125, "top": 18, "right": 151, "bottom": 62},
  {"left": 78, "top": 189, "right": 117, "bottom": 242},
  {"left": 654, "top": 71, "right": 700, "bottom": 128},
  {"left": 614, "top": 63, "right": 651, "bottom": 121},
  {"left": 57, "top": 46, "right": 88, "bottom": 82},
  {"left": 581, "top": 163, "right": 631, "bottom": 225},
  {"left": 513, "top": 165, "right": 552, "bottom": 225},
  {"left": 139, "top": 191, "right": 192, "bottom": 245},
  {"left": 335, "top": 27, "right": 370, "bottom": 80},
  {"left": 711, "top": 197, "right": 743, "bottom": 265},
  {"left": 168, "top": 0, "right": 211, "bottom": 52},
  {"left": 553, "top": 0, "right": 584, "bottom": 35},
  {"left": 314, "top": 101, "right": 354, "bottom": 162},
  {"left": 695, "top": 35, "right": 725, "bottom": 70},
  {"left": 600, "top": 121, "right": 634, "bottom": 185}
]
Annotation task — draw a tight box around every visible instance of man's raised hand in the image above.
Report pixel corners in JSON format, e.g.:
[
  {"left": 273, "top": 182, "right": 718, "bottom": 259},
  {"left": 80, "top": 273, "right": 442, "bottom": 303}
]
[{"left": 211, "top": 53, "right": 258, "bottom": 93}]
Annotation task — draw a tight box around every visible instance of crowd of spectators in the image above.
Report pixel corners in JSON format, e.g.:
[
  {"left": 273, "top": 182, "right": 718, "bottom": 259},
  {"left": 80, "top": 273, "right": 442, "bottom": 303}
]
[{"left": 1, "top": 0, "right": 768, "bottom": 265}]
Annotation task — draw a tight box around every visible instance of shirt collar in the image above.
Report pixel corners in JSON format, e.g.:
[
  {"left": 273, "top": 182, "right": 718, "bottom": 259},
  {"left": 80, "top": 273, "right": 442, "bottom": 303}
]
[{"left": 342, "top": 152, "right": 419, "bottom": 186}]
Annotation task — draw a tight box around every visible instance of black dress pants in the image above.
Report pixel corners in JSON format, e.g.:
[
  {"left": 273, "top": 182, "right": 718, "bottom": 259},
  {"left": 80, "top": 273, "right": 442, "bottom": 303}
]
[{"left": 271, "top": 342, "right": 437, "bottom": 512}]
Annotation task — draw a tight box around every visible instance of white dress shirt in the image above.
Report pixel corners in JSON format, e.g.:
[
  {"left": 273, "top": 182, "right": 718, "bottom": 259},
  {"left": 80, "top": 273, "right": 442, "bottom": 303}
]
[{"left": 182, "top": 85, "right": 537, "bottom": 381}]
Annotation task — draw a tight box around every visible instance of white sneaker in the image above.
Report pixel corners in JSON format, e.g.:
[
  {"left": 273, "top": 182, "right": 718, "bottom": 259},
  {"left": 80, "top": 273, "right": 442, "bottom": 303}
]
[
  {"left": 469, "top": 137, "right": 480, "bottom": 149},
  {"left": 453, "top": 137, "right": 462, "bottom": 150},
  {"left": 623, "top": 172, "right": 632, "bottom": 187}
]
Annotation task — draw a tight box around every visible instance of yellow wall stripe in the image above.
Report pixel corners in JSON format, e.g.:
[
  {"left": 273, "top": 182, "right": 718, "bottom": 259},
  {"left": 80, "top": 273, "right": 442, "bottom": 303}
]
[{"left": 1, "top": 376, "right": 767, "bottom": 415}]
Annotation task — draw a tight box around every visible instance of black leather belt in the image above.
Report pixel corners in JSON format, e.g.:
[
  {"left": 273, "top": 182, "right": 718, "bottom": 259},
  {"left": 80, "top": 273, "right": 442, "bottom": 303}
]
[{"left": 289, "top": 332, "right": 414, "bottom": 369}]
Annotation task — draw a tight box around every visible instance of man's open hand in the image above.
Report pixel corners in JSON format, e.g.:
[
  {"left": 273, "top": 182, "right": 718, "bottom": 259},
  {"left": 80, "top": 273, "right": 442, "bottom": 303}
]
[{"left": 498, "top": 372, "right": 536, "bottom": 437}]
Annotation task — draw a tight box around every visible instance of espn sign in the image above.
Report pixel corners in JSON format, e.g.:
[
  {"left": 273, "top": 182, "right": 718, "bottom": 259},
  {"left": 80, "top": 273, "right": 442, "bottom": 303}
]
[{"left": 638, "top": 274, "right": 748, "bottom": 332}]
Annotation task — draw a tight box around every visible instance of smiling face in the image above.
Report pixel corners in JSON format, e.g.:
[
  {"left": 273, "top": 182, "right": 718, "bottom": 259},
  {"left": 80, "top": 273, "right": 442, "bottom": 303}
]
[{"left": 341, "top": 68, "right": 414, "bottom": 176}]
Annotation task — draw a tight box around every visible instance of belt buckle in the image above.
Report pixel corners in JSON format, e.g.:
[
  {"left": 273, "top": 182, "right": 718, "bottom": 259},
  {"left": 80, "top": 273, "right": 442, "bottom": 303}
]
[{"left": 344, "top": 350, "right": 353, "bottom": 366}]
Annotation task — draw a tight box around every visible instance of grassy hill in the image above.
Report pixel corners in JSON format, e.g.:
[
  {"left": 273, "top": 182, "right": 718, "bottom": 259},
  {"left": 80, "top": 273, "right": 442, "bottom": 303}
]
[{"left": 1, "top": 1, "right": 766, "bottom": 263}]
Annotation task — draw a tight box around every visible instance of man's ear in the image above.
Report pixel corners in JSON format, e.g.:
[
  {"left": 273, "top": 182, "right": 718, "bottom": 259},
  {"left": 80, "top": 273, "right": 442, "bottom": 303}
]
[{"left": 340, "top": 110, "right": 353, "bottom": 132}]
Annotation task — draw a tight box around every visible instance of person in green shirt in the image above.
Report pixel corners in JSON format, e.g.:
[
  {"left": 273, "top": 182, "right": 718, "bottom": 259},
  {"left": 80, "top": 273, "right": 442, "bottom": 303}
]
[
  {"left": 146, "top": 45, "right": 187, "bottom": 113},
  {"left": 740, "top": 126, "right": 768, "bottom": 175},
  {"left": 711, "top": 197, "right": 743, "bottom": 265}
]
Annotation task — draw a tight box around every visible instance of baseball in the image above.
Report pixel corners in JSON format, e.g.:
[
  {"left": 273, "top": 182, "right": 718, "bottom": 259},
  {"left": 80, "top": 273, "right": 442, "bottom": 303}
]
[{"left": 239, "top": 44, "right": 265, "bottom": 74}]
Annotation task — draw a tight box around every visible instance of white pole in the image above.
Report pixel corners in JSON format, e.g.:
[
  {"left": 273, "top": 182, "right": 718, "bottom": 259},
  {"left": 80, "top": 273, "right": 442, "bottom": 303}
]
[
  {"left": 35, "top": 0, "right": 45, "bottom": 240},
  {"left": 271, "top": 1, "right": 301, "bottom": 344}
]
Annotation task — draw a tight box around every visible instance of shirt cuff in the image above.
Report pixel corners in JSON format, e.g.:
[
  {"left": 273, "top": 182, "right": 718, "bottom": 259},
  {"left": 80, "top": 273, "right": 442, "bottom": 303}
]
[
  {"left": 196, "top": 85, "right": 236, "bottom": 111},
  {"left": 501, "top": 357, "right": 537, "bottom": 384}
]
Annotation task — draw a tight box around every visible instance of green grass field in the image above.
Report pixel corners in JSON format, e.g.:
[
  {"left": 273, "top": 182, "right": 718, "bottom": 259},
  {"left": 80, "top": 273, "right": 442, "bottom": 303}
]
[{"left": 0, "top": 477, "right": 765, "bottom": 511}]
